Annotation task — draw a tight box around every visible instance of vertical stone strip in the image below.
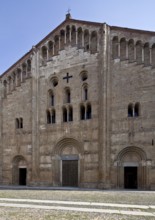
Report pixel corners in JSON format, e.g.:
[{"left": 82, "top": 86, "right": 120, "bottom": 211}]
[
  {"left": 31, "top": 48, "right": 40, "bottom": 184},
  {"left": 98, "top": 24, "right": 111, "bottom": 188},
  {"left": 0, "top": 80, "right": 3, "bottom": 183},
  {"left": 106, "top": 25, "right": 112, "bottom": 187}
]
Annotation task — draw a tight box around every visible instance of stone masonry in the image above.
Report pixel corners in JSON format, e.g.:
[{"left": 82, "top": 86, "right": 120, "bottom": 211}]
[{"left": 0, "top": 13, "right": 155, "bottom": 189}]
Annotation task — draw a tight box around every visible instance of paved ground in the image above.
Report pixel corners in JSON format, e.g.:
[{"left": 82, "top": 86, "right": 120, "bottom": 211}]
[
  {"left": 0, "top": 198, "right": 155, "bottom": 217},
  {"left": 0, "top": 188, "right": 155, "bottom": 219}
]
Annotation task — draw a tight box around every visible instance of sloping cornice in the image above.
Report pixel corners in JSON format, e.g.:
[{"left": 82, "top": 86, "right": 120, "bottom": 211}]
[{"left": 0, "top": 17, "right": 103, "bottom": 78}]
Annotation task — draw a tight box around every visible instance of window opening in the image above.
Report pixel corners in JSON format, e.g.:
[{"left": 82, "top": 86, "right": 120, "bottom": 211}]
[
  {"left": 63, "top": 108, "right": 67, "bottom": 122},
  {"left": 47, "top": 111, "right": 51, "bottom": 124}
]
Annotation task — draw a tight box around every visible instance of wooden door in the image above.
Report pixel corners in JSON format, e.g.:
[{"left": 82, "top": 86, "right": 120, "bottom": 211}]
[{"left": 62, "top": 160, "right": 78, "bottom": 187}]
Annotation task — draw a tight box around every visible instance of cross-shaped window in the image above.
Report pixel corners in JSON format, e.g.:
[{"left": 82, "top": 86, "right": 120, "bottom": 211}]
[{"left": 63, "top": 73, "right": 73, "bottom": 83}]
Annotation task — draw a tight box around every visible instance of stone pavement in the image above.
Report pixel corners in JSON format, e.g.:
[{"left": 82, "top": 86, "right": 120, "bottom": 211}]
[{"left": 0, "top": 198, "right": 155, "bottom": 217}]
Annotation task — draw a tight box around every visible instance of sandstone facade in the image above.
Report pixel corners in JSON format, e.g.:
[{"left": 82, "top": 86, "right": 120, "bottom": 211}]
[{"left": 0, "top": 14, "right": 155, "bottom": 189}]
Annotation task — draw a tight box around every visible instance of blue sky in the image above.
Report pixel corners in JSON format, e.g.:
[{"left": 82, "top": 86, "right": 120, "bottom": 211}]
[{"left": 0, "top": 0, "right": 155, "bottom": 74}]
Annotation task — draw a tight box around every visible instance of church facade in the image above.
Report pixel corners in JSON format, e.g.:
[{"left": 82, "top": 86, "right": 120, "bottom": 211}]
[{"left": 0, "top": 14, "right": 155, "bottom": 189}]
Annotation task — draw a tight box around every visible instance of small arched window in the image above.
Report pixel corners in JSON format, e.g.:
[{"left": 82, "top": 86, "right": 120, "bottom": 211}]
[
  {"left": 8, "top": 77, "right": 12, "bottom": 92},
  {"left": 80, "top": 105, "right": 85, "bottom": 120},
  {"left": 60, "top": 30, "right": 65, "bottom": 50},
  {"left": 51, "top": 77, "right": 58, "bottom": 87},
  {"left": 84, "top": 87, "right": 88, "bottom": 101},
  {"left": 66, "top": 25, "right": 70, "bottom": 45},
  {"left": 134, "top": 103, "right": 140, "bottom": 117},
  {"left": 17, "top": 69, "right": 21, "bottom": 86},
  {"left": 82, "top": 84, "right": 88, "bottom": 101},
  {"left": 84, "top": 30, "right": 89, "bottom": 51},
  {"left": 128, "top": 39, "right": 134, "bottom": 62},
  {"left": 86, "top": 104, "right": 92, "bottom": 119},
  {"left": 22, "top": 63, "right": 27, "bottom": 81},
  {"left": 42, "top": 46, "right": 48, "bottom": 61},
  {"left": 152, "top": 44, "right": 155, "bottom": 68},
  {"left": 120, "top": 38, "right": 126, "bottom": 60},
  {"left": 20, "top": 118, "right": 23, "bottom": 128},
  {"left": 3, "top": 80, "right": 7, "bottom": 97},
  {"left": 81, "top": 71, "right": 88, "bottom": 81},
  {"left": 128, "top": 103, "right": 133, "bottom": 117},
  {"left": 51, "top": 94, "right": 54, "bottom": 106},
  {"left": 136, "top": 41, "right": 142, "bottom": 64},
  {"left": 15, "top": 118, "right": 20, "bottom": 129},
  {"left": 54, "top": 35, "right": 59, "bottom": 55},
  {"left": 90, "top": 31, "right": 97, "bottom": 53},
  {"left": 65, "top": 88, "right": 71, "bottom": 103},
  {"left": 71, "top": 26, "right": 76, "bottom": 46},
  {"left": 144, "top": 43, "right": 150, "bottom": 66},
  {"left": 63, "top": 107, "right": 67, "bottom": 122},
  {"left": 69, "top": 106, "right": 73, "bottom": 121},
  {"left": 77, "top": 27, "right": 83, "bottom": 48},
  {"left": 112, "top": 36, "right": 119, "bottom": 59},
  {"left": 48, "top": 41, "right": 54, "bottom": 58},
  {"left": 49, "top": 90, "right": 54, "bottom": 106},
  {"left": 51, "top": 109, "right": 56, "bottom": 123},
  {"left": 12, "top": 72, "right": 16, "bottom": 90},
  {"left": 47, "top": 110, "right": 51, "bottom": 124},
  {"left": 27, "top": 60, "right": 31, "bottom": 77},
  {"left": 15, "top": 118, "right": 23, "bottom": 129}
]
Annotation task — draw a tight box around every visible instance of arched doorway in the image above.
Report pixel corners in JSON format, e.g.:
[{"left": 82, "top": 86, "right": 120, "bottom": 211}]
[
  {"left": 52, "top": 138, "right": 84, "bottom": 187},
  {"left": 12, "top": 156, "right": 27, "bottom": 186},
  {"left": 116, "top": 147, "right": 148, "bottom": 189}
]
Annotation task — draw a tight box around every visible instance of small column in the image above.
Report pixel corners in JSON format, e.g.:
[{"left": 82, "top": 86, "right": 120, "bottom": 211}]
[
  {"left": 118, "top": 41, "right": 120, "bottom": 57},
  {"left": 67, "top": 108, "right": 69, "bottom": 122},
  {"left": 76, "top": 30, "right": 78, "bottom": 45},
  {"left": 53, "top": 42, "right": 55, "bottom": 56},
  {"left": 8, "top": 78, "right": 11, "bottom": 92},
  {"left": 82, "top": 30, "right": 84, "bottom": 47},
  {"left": 88, "top": 33, "right": 91, "bottom": 50},
  {"left": 126, "top": 42, "right": 128, "bottom": 60},
  {"left": 132, "top": 106, "right": 135, "bottom": 117},
  {"left": 150, "top": 48, "right": 152, "bottom": 65},
  {"left": 59, "top": 36, "right": 61, "bottom": 50},
  {"left": 6, "top": 79, "right": 9, "bottom": 94},
  {"left": 134, "top": 43, "right": 136, "bottom": 60},
  {"left": 69, "top": 27, "right": 71, "bottom": 42},
  {"left": 12, "top": 76, "right": 15, "bottom": 90},
  {"left": 47, "top": 48, "right": 49, "bottom": 61},
  {"left": 15, "top": 71, "right": 18, "bottom": 86},
  {"left": 142, "top": 45, "right": 144, "bottom": 63},
  {"left": 10, "top": 78, "right": 12, "bottom": 92},
  {"left": 26, "top": 63, "right": 29, "bottom": 78},
  {"left": 84, "top": 104, "right": 87, "bottom": 120},
  {"left": 20, "top": 70, "right": 23, "bottom": 83},
  {"left": 65, "top": 31, "right": 67, "bottom": 44}
]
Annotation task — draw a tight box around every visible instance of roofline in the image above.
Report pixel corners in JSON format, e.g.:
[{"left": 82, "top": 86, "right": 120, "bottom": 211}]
[
  {"left": 0, "top": 50, "right": 32, "bottom": 79},
  {"left": 35, "top": 18, "right": 103, "bottom": 48},
  {"left": 1, "top": 16, "right": 155, "bottom": 78},
  {"left": 111, "top": 25, "right": 155, "bottom": 35},
  {"left": 1, "top": 17, "right": 103, "bottom": 78}
]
